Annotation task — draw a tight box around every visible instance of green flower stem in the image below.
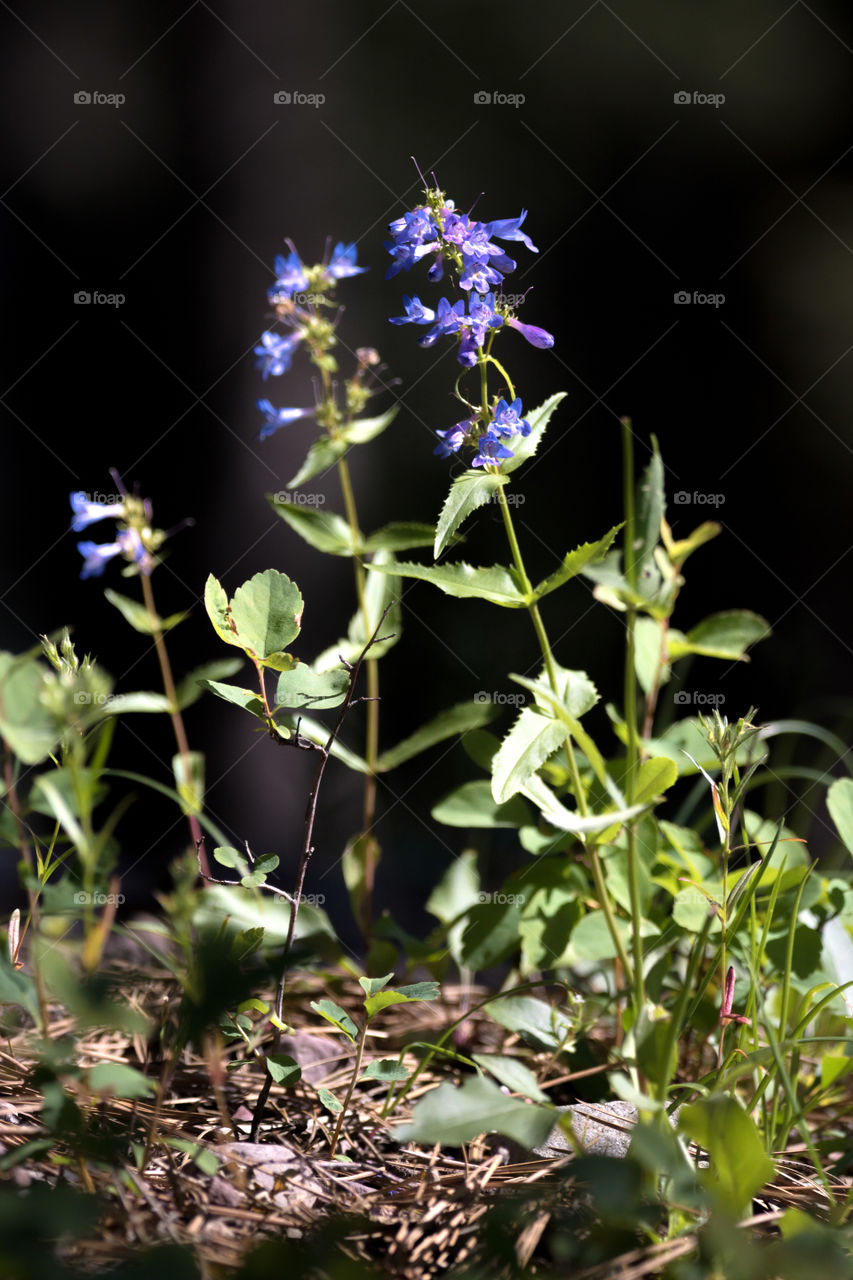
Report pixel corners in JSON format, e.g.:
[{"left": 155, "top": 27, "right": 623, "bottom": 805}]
[
  {"left": 494, "top": 482, "right": 634, "bottom": 986},
  {"left": 336, "top": 451, "right": 380, "bottom": 936},
  {"left": 621, "top": 417, "right": 645, "bottom": 1010},
  {"left": 328, "top": 1018, "right": 368, "bottom": 1159},
  {"left": 139, "top": 572, "right": 208, "bottom": 879}
]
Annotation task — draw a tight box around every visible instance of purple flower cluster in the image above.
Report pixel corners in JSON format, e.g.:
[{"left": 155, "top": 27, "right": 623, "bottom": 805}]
[
  {"left": 386, "top": 188, "right": 552, "bottom": 469},
  {"left": 256, "top": 240, "right": 367, "bottom": 439}
]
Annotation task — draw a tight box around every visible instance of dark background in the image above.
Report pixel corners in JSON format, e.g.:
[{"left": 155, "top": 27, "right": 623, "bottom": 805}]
[{"left": 1, "top": 2, "right": 852, "bottom": 942}]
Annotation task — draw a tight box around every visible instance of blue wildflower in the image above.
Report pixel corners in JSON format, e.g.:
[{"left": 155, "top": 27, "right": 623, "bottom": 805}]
[
  {"left": 258, "top": 398, "right": 314, "bottom": 441},
  {"left": 433, "top": 418, "right": 475, "bottom": 458},
  {"left": 467, "top": 292, "right": 503, "bottom": 346},
  {"left": 70, "top": 491, "right": 126, "bottom": 532},
  {"left": 491, "top": 397, "right": 531, "bottom": 438},
  {"left": 328, "top": 241, "right": 367, "bottom": 279},
  {"left": 472, "top": 430, "right": 514, "bottom": 469},
  {"left": 389, "top": 295, "right": 436, "bottom": 326},
  {"left": 385, "top": 208, "right": 440, "bottom": 278},
  {"left": 77, "top": 539, "right": 123, "bottom": 579},
  {"left": 269, "top": 250, "right": 308, "bottom": 302},
  {"left": 420, "top": 297, "right": 466, "bottom": 347},
  {"left": 456, "top": 333, "right": 479, "bottom": 367},
  {"left": 484, "top": 210, "right": 538, "bottom": 254},
  {"left": 506, "top": 317, "right": 554, "bottom": 349},
  {"left": 254, "top": 331, "right": 302, "bottom": 379}
]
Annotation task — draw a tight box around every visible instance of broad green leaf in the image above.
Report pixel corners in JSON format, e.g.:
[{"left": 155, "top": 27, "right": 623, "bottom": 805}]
[
  {"left": 264, "top": 1053, "right": 301, "bottom": 1085},
  {"left": 394, "top": 981, "right": 440, "bottom": 1001},
  {"left": 364, "top": 990, "right": 410, "bottom": 1018},
  {"left": 631, "top": 756, "right": 679, "bottom": 806},
  {"left": 362, "top": 522, "right": 436, "bottom": 553},
  {"left": 228, "top": 570, "right": 304, "bottom": 659},
  {"left": 672, "top": 886, "right": 712, "bottom": 932},
  {"left": 203, "top": 574, "right": 238, "bottom": 648},
  {"left": 661, "top": 517, "right": 721, "bottom": 566},
  {"left": 426, "top": 849, "right": 480, "bottom": 925},
  {"left": 88, "top": 1063, "right": 155, "bottom": 1099},
  {"left": 395, "top": 1075, "right": 555, "bottom": 1149},
  {"left": 0, "top": 654, "right": 59, "bottom": 764},
  {"left": 34, "top": 775, "right": 85, "bottom": 849},
  {"left": 102, "top": 691, "right": 172, "bottom": 714},
  {"left": 214, "top": 846, "right": 249, "bottom": 872},
  {"left": 435, "top": 471, "right": 507, "bottom": 559},
  {"left": 164, "top": 1138, "right": 220, "bottom": 1176},
  {"left": 310, "top": 999, "right": 358, "bottom": 1042},
  {"left": 317, "top": 1087, "right": 343, "bottom": 1114},
  {"left": 360, "top": 1058, "right": 409, "bottom": 1083},
  {"left": 491, "top": 705, "right": 571, "bottom": 804},
  {"left": 460, "top": 900, "right": 523, "bottom": 969},
  {"left": 177, "top": 657, "right": 243, "bottom": 709},
  {"left": 509, "top": 668, "right": 607, "bottom": 789},
  {"left": 194, "top": 885, "right": 336, "bottom": 950},
  {"left": 634, "top": 616, "right": 668, "bottom": 697},
  {"left": 680, "top": 1096, "right": 775, "bottom": 1214},
  {"left": 432, "top": 780, "right": 530, "bottom": 828},
  {"left": 634, "top": 436, "right": 665, "bottom": 577},
  {"left": 827, "top": 778, "right": 853, "bottom": 856},
  {"left": 500, "top": 392, "right": 567, "bottom": 475},
  {"left": 0, "top": 952, "right": 41, "bottom": 1022},
  {"left": 197, "top": 680, "right": 266, "bottom": 719},
  {"left": 104, "top": 589, "right": 187, "bottom": 635},
  {"left": 487, "top": 995, "right": 577, "bottom": 1052},
  {"left": 288, "top": 437, "right": 346, "bottom": 487},
  {"left": 521, "top": 773, "right": 649, "bottom": 837},
  {"left": 376, "top": 699, "right": 495, "bottom": 772},
  {"left": 268, "top": 497, "right": 355, "bottom": 555},
  {"left": 275, "top": 662, "right": 349, "bottom": 710},
  {"left": 341, "top": 406, "right": 399, "bottom": 445},
  {"left": 369, "top": 559, "right": 527, "bottom": 608},
  {"left": 173, "top": 749, "right": 204, "bottom": 817},
  {"left": 668, "top": 610, "right": 771, "bottom": 662},
  {"left": 472, "top": 1053, "right": 549, "bottom": 1103},
  {"left": 359, "top": 973, "right": 394, "bottom": 998},
  {"left": 346, "top": 549, "right": 401, "bottom": 659},
  {"left": 571, "top": 910, "right": 658, "bottom": 962},
  {"left": 533, "top": 525, "right": 623, "bottom": 601},
  {"left": 342, "top": 832, "right": 380, "bottom": 941}
]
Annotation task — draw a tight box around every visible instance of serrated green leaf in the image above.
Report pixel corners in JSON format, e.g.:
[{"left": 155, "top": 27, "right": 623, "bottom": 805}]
[
  {"left": 431, "top": 780, "right": 530, "bottom": 828},
  {"left": 341, "top": 405, "right": 399, "bottom": 445},
  {"left": 264, "top": 1053, "right": 301, "bottom": 1085},
  {"left": 360, "top": 1058, "right": 410, "bottom": 1083},
  {"left": 276, "top": 662, "right": 349, "bottom": 710},
  {"left": 435, "top": 471, "right": 507, "bottom": 559},
  {"left": 376, "top": 699, "right": 495, "bottom": 772},
  {"left": 500, "top": 392, "right": 567, "bottom": 476},
  {"left": 828, "top": 778, "right": 853, "bottom": 856},
  {"left": 198, "top": 680, "right": 266, "bottom": 718},
  {"left": 491, "top": 705, "right": 571, "bottom": 804},
  {"left": 395, "top": 1074, "right": 555, "bottom": 1148},
  {"left": 204, "top": 574, "right": 238, "bottom": 648},
  {"left": 508, "top": 669, "right": 607, "bottom": 789},
  {"left": 268, "top": 497, "right": 355, "bottom": 555},
  {"left": 229, "top": 570, "right": 304, "bottom": 659},
  {"left": 362, "top": 522, "right": 436, "bottom": 553},
  {"left": 369, "top": 559, "right": 527, "bottom": 608},
  {"left": 521, "top": 773, "right": 649, "bottom": 836},
  {"left": 533, "top": 525, "right": 623, "bottom": 601},
  {"left": 668, "top": 610, "right": 771, "bottom": 662},
  {"left": 310, "top": 999, "right": 358, "bottom": 1042},
  {"left": 288, "top": 437, "right": 347, "bottom": 487}
]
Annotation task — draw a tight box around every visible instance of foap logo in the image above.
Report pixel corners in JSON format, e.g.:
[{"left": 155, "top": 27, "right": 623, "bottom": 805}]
[
  {"left": 473, "top": 90, "right": 525, "bottom": 107},
  {"left": 673, "top": 691, "right": 726, "bottom": 708},
  {"left": 273, "top": 90, "right": 325, "bottom": 107},
  {"left": 673, "top": 90, "right": 725, "bottom": 108},
  {"left": 673, "top": 491, "right": 725, "bottom": 507},
  {"left": 674, "top": 290, "right": 725, "bottom": 308},
  {"left": 73, "top": 290, "right": 125, "bottom": 307},
  {"left": 273, "top": 491, "right": 326, "bottom": 507},
  {"left": 473, "top": 691, "right": 526, "bottom": 707},
  {"left": 73, "top": 90, "right": 126, "bottom": 108}
]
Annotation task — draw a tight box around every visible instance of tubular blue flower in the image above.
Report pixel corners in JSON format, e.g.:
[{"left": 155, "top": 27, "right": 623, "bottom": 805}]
[
  {"left": 506, "top": 316, "right": 554, "bottom": 349},
  {"left": 419, "top": 297, "right": 466, "bottom": 347},
  {"left": 389, "top": 295, "right": 436, "bottom": 326},
  {"left": 472, "top": 429, "right": 514, "bottom": 469},
  {"left": 467, "top": 292, "right": 503, "bottom": 346},
  {"left": 258, "top": 399, "right": 314, "bottom": 441},
  {"left": 385, "top": 208, "right": 440, "bottom": 278},
  {"left": 433, "top": 418, "right": 475, "bottom": 458},
  {"left": 117, "top": 527, "right": 153, "bottom": 574},
  {"left": 70, "top": 491, "right": 126, "bottom": 532},
  {"left": 459, "top": 257, "right": 505, "bottom": 294},
  {"left": 254, "top": 331, "right": 302, "bottom": 379},
  {"left": 456, "top": 333, "right": 479, "bottom": 367},
  {"left": 77, "top": 539, "right": 123, "bottom": 579},
  {"left": 268, "top": 251, "right": 308, "bottom": 302},
  {"left": 484, "top": 210, "right": 538, "bottom": 254},
  {"left": 328, "top": 241, "right": 367, "bottom": 279},
  {"left": 491, "top": 397, "right": 531, "bottom": 438}
]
